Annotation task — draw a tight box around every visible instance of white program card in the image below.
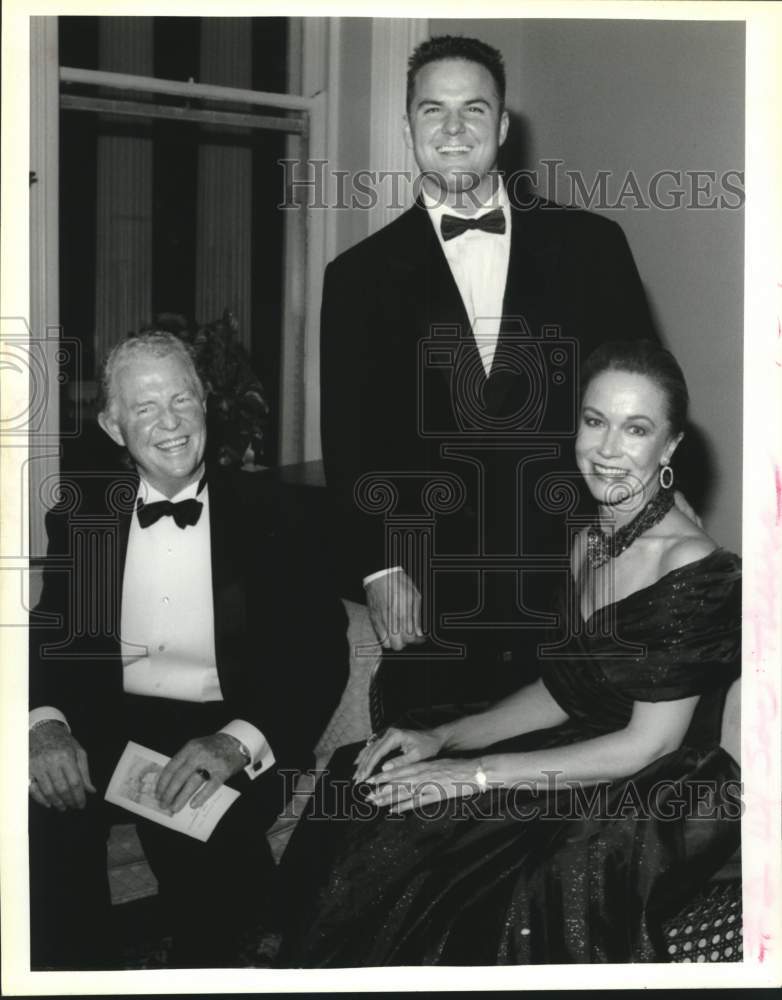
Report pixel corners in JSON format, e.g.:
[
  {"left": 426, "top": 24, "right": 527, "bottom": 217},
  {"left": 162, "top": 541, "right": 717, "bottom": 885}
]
[{"left": 104, "top": 740, "right": 240, "bottom": 842}]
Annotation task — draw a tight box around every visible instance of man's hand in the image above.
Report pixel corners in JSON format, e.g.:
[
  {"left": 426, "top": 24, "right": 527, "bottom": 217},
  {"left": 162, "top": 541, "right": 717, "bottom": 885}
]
[
  {"left": 673, "top": 490, "right": 703, "bottom": 529},
  {"left": 29, "top": 720, "right": 96, "bottom": 811},
  {"left": 155, "top": 732, "right": 247, "bottom": 813},
  {"left": 365, "top": 571, "right": 425, "bottom": 651}
]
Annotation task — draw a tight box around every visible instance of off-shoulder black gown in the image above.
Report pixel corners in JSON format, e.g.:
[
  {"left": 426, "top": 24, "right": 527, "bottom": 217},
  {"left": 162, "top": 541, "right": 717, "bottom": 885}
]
[{"left": 280, "top": 550, "right": 741, "bottom": 965}]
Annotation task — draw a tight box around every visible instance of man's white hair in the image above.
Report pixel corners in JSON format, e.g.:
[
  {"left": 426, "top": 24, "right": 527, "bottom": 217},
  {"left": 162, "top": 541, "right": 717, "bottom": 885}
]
[{"left": 100, "top": 331, "right": 204, "bottom": 416}]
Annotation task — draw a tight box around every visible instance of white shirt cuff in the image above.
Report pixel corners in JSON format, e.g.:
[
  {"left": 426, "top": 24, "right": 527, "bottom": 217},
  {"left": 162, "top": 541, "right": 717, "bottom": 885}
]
[
  {"left": 29, "top": 706, "right": 70, "bottom": 731},
  {"left": 220, "top": 719, "right": 275, "bottom": 780},
  {"left": 363, "top": 566, "right": 404, "bottom": 587}
]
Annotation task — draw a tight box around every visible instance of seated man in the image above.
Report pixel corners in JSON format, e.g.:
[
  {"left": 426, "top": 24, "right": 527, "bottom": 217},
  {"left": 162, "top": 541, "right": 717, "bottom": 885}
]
[{"left": 28, "top": 331, "right": 348, "bottom": 968}]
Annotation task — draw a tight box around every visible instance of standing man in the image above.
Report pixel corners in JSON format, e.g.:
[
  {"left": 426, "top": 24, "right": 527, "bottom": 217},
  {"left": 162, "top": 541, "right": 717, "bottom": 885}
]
[
  {"left": 29, "top": 331, "right": 348, "bottom": 968},
  {"left": 321, "top": 36, "right": 656, "bottom": 718}
]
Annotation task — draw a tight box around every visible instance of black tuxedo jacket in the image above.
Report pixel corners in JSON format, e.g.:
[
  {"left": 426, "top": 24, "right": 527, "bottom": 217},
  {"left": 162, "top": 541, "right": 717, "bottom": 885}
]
[
  {"left": 321, "top": 195, "right": 657, "bottom": 600},
  {"left": 29, "top": 466, "right": 348, "bottom": 779}
]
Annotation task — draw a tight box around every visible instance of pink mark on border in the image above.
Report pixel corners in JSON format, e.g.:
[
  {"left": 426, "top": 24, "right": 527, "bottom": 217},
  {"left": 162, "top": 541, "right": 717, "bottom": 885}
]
[{"left": 742, "top": 469, "right": 781, "bottom": 967}]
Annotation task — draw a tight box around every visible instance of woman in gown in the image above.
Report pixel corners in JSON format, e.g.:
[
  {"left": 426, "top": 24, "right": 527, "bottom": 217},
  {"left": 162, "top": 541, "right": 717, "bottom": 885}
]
[{"left": 280, "top": 340, "right": 741, "bottom": 966}]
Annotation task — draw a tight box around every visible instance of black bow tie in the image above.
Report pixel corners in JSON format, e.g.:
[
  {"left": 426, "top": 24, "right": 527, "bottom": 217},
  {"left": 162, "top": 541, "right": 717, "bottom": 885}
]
[
  {"left": 440, "top": 208, "right": 506, "bottom": 242},
  {"left": 136, "top": 497, "right": 203, "bottom": 529}
]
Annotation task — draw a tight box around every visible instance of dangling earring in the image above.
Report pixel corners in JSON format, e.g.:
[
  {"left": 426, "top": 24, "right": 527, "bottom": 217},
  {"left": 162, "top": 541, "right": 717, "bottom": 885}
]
[{"left": 659, "top": 462, "right": 674, "bottom": 489}]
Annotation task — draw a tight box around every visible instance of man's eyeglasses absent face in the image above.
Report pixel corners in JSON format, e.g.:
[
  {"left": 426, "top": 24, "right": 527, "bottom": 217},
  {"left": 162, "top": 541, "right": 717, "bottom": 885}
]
[
  {"left": 403, "top": 57, "right": 509, "bottom": 210},
  {"left": 99, "top": 350, "right": 207, "bottom": 499}
]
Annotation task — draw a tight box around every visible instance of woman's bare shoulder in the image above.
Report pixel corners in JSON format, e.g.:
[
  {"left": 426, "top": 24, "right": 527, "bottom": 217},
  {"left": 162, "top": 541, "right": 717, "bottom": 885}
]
[{"left": 657, "top": 509, "right": 718, "bottom": 575}]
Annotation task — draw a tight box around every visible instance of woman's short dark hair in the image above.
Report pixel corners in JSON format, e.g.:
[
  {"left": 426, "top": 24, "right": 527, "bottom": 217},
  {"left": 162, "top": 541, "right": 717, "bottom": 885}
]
[
  {"left": 406, "top": 35, "right": 506, "bottom": 113},
  {"left": 580, "top": 339, "right": 689, "bottom": 435}
]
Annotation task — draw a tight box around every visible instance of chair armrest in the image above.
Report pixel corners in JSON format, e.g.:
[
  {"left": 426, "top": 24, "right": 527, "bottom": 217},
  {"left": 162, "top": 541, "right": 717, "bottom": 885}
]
[
  {"left": 266, "top": 601, "right": 381, "bottom": 861},
  {"left": 313, "top": 599, "right": 382, "bottom": 768}
]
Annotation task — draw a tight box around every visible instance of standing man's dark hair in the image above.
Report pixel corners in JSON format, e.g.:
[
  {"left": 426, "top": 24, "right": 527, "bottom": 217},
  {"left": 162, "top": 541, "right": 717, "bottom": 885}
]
[{"left": 406, "top": 35, "right": 507, "bottom": 111}]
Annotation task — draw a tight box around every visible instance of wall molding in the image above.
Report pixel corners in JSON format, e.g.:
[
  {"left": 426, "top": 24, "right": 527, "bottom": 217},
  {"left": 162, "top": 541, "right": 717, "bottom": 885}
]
[
  {"left": 28, "top": 17, "right": 61, "bottom": 560},
  {"left": 279, "top": 16, "right": 340, "bottom": 464},
  {"left": 368, "top": 18, "right": 429, "bottom": 235}
]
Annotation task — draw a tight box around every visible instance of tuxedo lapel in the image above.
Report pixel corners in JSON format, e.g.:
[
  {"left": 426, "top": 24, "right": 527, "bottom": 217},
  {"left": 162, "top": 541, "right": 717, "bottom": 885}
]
[
  {"left": 206, "top": 473, "right": 249, "bottom": 692},
  {"left": 396, "top": 197, "right": 558, "bottom": 413},
  {"left": 93, "top": 470, "right": 135, "bottom": 657},
  {"left": 499, "top": 200, "right": 554, "bottom": 326},
  {"left": 486, "top": 201, "right": 560, "bottom": 419},
  {"left": 116, "top": 488, "right": 133, "bottom": 586},
  {"left": 393, "top": 199, "right": 486, "bottom": 393},
  {"left": 42, "top": 470, "right": 136, "bottom": 698}
]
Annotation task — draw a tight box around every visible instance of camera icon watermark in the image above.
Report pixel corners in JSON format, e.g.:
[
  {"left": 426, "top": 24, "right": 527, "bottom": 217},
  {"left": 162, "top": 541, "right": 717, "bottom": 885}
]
[
  {"left": 0, "top": 317, "right": 81, "bottom": 440},
  {"left": 418, "top": 318, "right": 579, "bottom": 439}
]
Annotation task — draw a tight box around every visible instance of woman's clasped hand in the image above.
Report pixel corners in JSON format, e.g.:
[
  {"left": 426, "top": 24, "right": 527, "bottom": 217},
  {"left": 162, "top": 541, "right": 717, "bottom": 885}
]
[
  {"left": 356, "top": 726, "right": 478, "bottom": 813},
  {"left": 362, "top": 748, "right": 482, "bottom": 814}
]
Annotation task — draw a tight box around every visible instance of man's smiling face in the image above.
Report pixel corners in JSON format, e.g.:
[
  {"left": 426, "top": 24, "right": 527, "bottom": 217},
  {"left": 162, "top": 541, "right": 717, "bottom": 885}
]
[
  {"left": 99, "top": 350, "right": 207, "bottom": 498},
  {"left": 403, "top": 57, "right": 509, "bottom": 209}
]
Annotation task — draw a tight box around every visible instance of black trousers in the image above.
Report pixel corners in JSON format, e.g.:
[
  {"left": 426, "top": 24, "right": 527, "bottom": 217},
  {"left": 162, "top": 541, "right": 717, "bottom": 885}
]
[{"left": 29, "top": 696, "right": 291, "bottom": 969}]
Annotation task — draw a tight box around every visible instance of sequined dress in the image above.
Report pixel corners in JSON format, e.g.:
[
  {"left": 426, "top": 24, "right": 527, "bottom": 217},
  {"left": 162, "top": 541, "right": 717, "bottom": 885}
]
[{"left": 280, "top": 549, "right": 741, "bottom": 966}]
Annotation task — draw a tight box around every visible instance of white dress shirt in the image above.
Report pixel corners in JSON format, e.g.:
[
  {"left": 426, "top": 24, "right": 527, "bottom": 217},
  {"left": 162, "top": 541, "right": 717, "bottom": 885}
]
[
  {"left": 31, "top": 477, "right": 274, "bottom": 780},
  {"left": 424, "top": 181, "right": 511, "bottom": 377},
  {"left": 363, "top": 182, "right": 512, "bottom": 588}
]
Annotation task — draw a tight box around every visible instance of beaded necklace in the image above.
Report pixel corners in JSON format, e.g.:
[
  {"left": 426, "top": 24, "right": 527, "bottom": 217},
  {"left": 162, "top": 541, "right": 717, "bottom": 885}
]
[{"left": 586, "top": 487, "right": 675, "bottom": 570}]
